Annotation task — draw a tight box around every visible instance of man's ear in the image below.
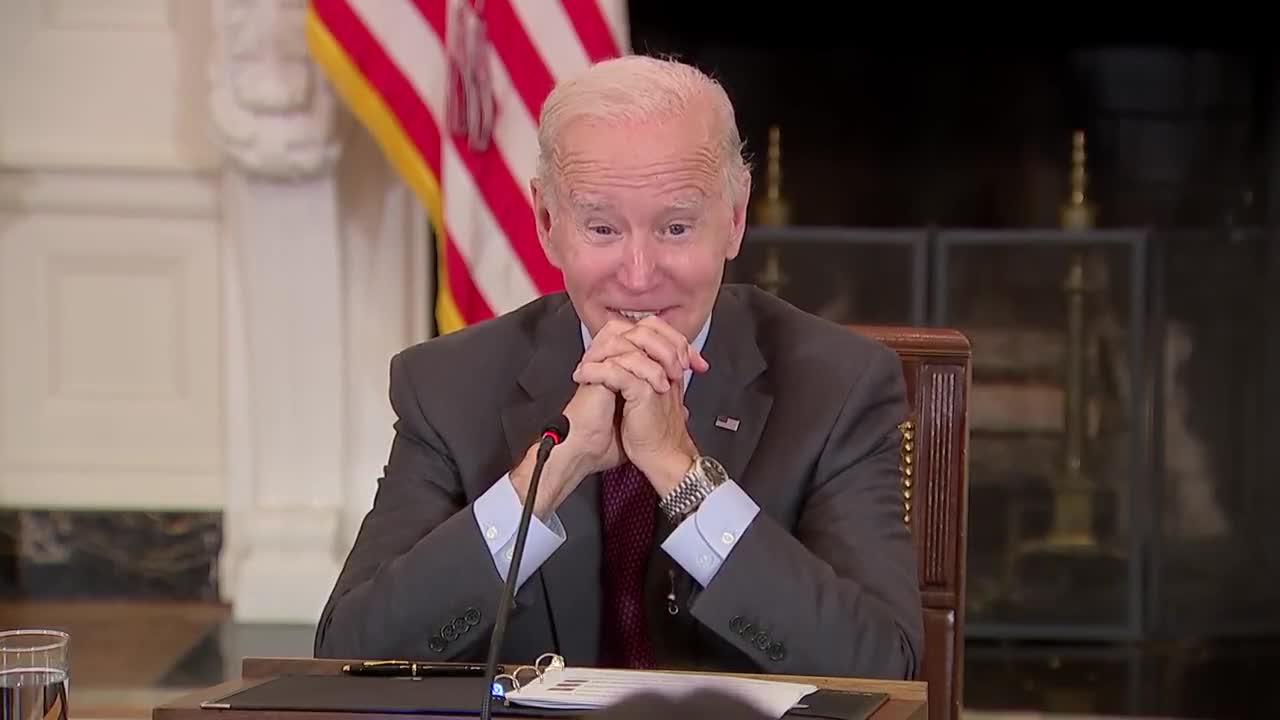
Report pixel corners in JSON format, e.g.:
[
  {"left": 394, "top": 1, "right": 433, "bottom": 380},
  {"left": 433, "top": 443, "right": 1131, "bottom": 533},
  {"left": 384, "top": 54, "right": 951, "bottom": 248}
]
[
  {"left": 725, "top": 173, "right": 751, "bottom": 260},
  {"left": 531, "top": 177, "right": 561, "bottom": 267}
]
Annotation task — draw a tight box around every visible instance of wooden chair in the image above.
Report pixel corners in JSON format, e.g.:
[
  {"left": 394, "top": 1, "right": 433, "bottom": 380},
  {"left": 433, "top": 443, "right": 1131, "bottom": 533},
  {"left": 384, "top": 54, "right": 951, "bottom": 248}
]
[{"left": 850, "top": 325, "right": 971, "bottom": 720}]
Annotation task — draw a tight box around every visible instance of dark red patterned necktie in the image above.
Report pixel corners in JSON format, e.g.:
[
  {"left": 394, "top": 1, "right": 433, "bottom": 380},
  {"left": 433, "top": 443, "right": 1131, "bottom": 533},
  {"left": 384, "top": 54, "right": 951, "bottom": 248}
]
[{"left": 598, "top": 462, "right": 657, "bottom": 669}]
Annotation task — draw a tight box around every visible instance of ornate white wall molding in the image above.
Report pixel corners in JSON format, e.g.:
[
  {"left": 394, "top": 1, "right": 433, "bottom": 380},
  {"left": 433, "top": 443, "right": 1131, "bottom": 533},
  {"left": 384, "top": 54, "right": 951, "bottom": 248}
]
[
  {"left": 0, "top": 182, "right": 223, "bottom": 511},
  {"left": 0, "top": 166, "right": 219, "bottom": 218},
  {"left": 209, "top": 0, "right": 343, "bottom": 181},
  {"left": 212, "top": 0, "right": 346, "bottom": 623},
  {"left": 210, "top": 0, "right": 429, "bottom": 623},
  {"left": 0, "top": 2, "right": 225, "bottom": 515},
  {"left": 217, "top": 169, "right": 347, "bottom": 623}
]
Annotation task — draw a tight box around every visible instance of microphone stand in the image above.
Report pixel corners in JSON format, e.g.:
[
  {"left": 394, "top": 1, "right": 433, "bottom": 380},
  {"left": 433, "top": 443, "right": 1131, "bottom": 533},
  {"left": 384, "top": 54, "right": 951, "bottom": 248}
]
[{"left": 479, "top": 418, "right": 568, "bottom": 720}]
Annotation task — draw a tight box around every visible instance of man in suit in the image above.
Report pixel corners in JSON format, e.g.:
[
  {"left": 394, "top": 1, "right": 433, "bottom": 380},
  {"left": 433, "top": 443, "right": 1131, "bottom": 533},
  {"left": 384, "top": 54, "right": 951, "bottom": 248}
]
[{"left": 315, "top": 55, "right": 923, "bottom": 681}]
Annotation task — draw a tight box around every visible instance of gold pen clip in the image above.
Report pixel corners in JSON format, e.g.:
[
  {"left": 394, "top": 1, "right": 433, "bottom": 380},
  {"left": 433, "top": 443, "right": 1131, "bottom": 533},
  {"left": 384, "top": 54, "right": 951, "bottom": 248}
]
[{"left": 342, "top": 660, "right": 419, "bottom": 676}]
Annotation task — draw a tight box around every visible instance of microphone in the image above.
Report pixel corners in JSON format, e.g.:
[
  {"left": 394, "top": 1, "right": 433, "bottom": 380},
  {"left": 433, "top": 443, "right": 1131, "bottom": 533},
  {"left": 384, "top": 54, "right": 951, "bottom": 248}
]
[{"left": 480, "top": 415, "right": 570, "bottom": 720}]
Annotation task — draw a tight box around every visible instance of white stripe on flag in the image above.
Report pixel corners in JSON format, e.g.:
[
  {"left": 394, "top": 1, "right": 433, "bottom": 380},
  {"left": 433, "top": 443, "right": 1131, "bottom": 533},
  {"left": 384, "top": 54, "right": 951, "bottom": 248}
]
[
  {"left": 346, "top": 0, "right": 447, "bottom": 117},
  {"left": 442, "top": 142, "right": 541, "bottom": 314},
  {"left": 595, "top": 0, "right": 632, "bottom": 54},
  {"left": 485, "top": 50, "right": 540, "bottom": 202},
  {"left": 510, "top": 0, "right": 593, "bottom": 82}
]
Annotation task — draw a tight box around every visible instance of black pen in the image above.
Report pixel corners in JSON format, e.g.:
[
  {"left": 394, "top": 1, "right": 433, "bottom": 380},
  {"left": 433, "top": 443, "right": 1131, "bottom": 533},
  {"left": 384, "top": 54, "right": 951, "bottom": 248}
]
[{"left": 342, "top": 660, "right": 495, "bottom": 677}]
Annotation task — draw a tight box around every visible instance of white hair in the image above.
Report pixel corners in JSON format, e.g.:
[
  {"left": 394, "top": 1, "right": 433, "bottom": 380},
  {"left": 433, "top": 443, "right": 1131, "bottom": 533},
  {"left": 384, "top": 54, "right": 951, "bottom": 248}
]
[{"left": 535, "top": 55, "right": 751, "bottom": 205}]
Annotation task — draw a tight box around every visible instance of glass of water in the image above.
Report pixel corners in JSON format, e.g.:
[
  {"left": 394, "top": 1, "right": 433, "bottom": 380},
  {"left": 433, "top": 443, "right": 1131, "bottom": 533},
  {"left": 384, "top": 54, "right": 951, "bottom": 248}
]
[{"left": 0, "top": 630, "right": 69, "bottom": 720}]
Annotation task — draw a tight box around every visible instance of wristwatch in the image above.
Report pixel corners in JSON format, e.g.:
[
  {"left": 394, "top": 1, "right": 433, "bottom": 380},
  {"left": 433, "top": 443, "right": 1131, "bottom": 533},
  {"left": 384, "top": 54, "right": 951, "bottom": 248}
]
[{"left": 659, "top": 456, "right": 729, "bottom": 523}]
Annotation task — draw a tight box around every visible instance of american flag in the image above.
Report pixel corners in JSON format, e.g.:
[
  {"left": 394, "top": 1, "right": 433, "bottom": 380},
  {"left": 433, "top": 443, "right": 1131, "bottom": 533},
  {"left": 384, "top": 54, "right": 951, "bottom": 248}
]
[{"left": 305, "top": 0, "right": 630, "bottom": 334}]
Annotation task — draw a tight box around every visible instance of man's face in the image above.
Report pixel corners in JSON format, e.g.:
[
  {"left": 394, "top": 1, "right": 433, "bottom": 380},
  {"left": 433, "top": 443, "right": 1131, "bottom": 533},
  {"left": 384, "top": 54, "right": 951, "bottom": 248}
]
[{"left": 532, "top": 107, "right": 749, "bottom": 342}]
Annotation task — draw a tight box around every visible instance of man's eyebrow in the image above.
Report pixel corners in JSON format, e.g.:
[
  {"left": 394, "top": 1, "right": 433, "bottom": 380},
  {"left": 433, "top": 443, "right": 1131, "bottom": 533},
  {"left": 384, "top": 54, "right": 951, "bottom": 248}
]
[
  {"left": 569, "top": 194, "right": 612, "bottom": 212},
  {"left": 666, "top": 195, "right": 706, "bottom": 211},
  {"left": 567, "top": 193, "right": 706, "bottom": 213}
]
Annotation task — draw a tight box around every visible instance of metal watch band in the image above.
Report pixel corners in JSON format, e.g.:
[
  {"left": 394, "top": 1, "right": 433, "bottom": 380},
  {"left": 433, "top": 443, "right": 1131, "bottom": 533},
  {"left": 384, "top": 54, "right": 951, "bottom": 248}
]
[
  {"left": 659, "top": 456, "right": 726, "bottom": 522},
  {"left": 658, "top": 475, "right": 708, "bottom": 522}
]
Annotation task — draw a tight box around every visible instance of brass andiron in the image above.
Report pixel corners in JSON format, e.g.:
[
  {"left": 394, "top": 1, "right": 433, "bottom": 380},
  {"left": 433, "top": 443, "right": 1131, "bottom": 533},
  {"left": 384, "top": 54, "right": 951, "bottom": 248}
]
[
  {"left": 752, "top": 125, "right": 790, "bottom": 296},
  {"left": 1006, "top": 130, "right": 1124, "bottom": 619},
  {"left": 1047, "top": 128, "right": 1100, "bottom": 549}
]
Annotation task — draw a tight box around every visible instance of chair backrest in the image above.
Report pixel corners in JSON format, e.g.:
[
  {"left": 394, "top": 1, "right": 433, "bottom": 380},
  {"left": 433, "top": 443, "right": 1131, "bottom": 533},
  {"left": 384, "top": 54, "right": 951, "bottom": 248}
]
[{"left": 849, "top": 325, "right": 971, "bottom": 720}]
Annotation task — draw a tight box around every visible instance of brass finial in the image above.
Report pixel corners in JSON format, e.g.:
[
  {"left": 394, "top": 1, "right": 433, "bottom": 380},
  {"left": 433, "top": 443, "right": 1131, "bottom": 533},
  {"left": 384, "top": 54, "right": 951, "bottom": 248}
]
[
  {"left": 1069, "top": 130, "right": 1087, "bottom": 204},
  {"left": 756, "top": 247, "right": 788, "bottom": 295},
  {"left": 1059, "top": 130, "right": 1096, "bottom": 230},
  {"left": 752, "top": 125, "right": 791, "bottom": 226},
  {"left": 751, "top": 125, "right": 791, "bottom": 296}
]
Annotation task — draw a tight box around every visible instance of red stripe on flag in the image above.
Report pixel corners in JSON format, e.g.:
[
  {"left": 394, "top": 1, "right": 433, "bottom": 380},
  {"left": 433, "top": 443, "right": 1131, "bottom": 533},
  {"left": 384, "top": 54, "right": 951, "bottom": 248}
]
[
  {"left": 443, "top": 233, "right": 494, "bottom": 324},
  {"left": 406, "top": 0, "right": 565, "bottom": 296},
  {"left": 321, "top": 0, "right": 560, "bottom": 297},
  {"left": 312, "top": 0, "right": 442, "bottom": 174},
  {"left": 451, "top": 143, "right": 562, "bottom": 295},
  {"left": 409, "top": 0, "right": 444, "bottom": 33},
  {"left": 319, "top": 0, "right": 574, "bottom": 316},
  {"left": 475, "top": 0, "right": 558, "bottom": 124},
  {"left": 560, "top": 0, "right": 621, "bottom": 62},
  {"left": 315, "top": 0, "right": 495, "bottom": 319}
]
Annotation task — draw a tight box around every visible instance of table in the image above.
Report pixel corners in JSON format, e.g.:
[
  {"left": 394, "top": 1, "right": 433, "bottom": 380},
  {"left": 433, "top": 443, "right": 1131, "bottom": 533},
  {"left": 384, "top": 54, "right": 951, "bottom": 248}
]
[{"left": 151, "top": 658, "right": 928, "bottom": 720}]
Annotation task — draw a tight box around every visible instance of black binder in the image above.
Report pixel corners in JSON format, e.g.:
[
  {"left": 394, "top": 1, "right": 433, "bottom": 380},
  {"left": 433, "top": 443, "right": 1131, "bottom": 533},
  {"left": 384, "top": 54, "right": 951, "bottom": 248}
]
[{"left": 199, "top": 674, "right": 888, "bottom": 719}]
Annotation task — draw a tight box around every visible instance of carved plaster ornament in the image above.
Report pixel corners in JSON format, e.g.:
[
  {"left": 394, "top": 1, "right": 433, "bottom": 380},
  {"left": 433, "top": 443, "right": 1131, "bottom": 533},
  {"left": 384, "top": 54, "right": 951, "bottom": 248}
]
[{"left": 210, "top": 0, "right": 341, "bottom": 179}]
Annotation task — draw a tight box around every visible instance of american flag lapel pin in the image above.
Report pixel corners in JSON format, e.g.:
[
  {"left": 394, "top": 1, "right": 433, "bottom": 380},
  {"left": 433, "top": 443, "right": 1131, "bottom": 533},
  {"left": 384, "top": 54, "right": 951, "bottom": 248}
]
[{"left": 714, "top": 415, "right": 740, "bottom": 432}]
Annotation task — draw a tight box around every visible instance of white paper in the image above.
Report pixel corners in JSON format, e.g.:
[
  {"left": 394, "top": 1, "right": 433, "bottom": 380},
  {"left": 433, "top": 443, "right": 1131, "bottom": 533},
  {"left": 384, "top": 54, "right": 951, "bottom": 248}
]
[{"left": 502, "top": 667, "right": 817, "bottom": 718}]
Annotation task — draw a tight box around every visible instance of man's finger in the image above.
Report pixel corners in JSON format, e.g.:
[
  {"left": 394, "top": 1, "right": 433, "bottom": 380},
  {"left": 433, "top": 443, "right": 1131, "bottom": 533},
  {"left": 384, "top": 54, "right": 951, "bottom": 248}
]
[
  {"left": 690, "top": 347, "right": 709, "bottom": 373},
  {"left": 620, "top": 324, "right": 686, "bottom": 380},
  {"left": 606, "top": 350, "right": 671, "bottom": 395},
  {"left": 589, "top": 318, "right": 636, "bottom": 350},
  {"left": 581, "top": 334, "right": 642, "bottom": 367},
  {"left": 638, "top": 315, "right": 710, "bottom": 373},
  {"left": 637, "top": 314, "right": 687, "bottom": 348},
  {"left": 573, "top": 360, "right": 643, "bottom": 396}
]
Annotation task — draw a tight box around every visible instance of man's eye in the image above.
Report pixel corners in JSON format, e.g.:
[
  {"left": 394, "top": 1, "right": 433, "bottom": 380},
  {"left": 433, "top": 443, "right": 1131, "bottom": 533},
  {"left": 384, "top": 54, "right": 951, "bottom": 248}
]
[
  {"left": 667, "top": 223, "right": 690, "bottom": 236},
  {"left": 590, "top": 225, "right": 616, "bottom": 236}
]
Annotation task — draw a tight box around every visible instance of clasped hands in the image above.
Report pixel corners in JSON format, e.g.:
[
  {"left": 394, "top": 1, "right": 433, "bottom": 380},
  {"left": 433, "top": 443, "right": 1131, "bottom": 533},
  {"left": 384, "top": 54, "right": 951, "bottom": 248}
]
[{"left": 512, "top": 315, "right": 709, "bottom": 520}]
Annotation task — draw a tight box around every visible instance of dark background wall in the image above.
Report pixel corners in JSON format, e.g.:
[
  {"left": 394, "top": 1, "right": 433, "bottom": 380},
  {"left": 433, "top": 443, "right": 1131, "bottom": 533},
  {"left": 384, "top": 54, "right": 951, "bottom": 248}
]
[{"left": 617, "top": 22, "right": 1280, "bottom": 713}]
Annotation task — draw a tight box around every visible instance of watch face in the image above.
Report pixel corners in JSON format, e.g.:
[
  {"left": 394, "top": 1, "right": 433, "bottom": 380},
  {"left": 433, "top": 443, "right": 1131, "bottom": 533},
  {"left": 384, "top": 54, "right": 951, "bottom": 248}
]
[{"left": 697, "top": 456, "right": 729, "bottom": 485}]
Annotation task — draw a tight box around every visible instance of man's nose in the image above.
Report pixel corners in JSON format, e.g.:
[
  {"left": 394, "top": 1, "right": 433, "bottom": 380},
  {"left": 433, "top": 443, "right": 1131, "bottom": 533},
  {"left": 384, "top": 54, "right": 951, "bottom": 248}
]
[{"left": 617, "top": 238, "right": 659, "bottom": 292}]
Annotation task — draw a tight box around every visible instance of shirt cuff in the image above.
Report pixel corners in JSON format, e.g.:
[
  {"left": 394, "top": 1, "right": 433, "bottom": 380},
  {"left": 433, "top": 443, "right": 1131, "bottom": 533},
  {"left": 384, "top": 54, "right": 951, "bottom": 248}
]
[
  {"left": 473, "top": 474, "right": 566, "bottom": 589},
  {"left": 660, "top": 480, "right": 759, "bottom": 587}
]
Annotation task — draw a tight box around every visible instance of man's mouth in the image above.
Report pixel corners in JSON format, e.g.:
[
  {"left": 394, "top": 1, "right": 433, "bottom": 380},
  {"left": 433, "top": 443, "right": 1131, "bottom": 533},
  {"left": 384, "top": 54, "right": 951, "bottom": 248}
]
[{"left": 610, "top": 307, "right": 668, "bottom": 322}]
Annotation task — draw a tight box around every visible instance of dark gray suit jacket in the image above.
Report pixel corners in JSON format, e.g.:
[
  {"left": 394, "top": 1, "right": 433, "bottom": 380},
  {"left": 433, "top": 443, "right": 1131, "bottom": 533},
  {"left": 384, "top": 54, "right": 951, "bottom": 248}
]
[{"left": 315, "top": 284, "right": 924, "bottom": 680}]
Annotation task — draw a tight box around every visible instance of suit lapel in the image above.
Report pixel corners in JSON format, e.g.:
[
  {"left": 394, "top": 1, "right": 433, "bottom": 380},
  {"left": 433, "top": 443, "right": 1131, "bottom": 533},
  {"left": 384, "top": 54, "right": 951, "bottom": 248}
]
[
  {"left": 684, "top": 288, "right": 772, "bottom": 487},
  {"left": 499, "top": 298, "right": 602, "bottom": 663},
  {"left": 499, "top": 298, "right": 583, "bottom": 468}
]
